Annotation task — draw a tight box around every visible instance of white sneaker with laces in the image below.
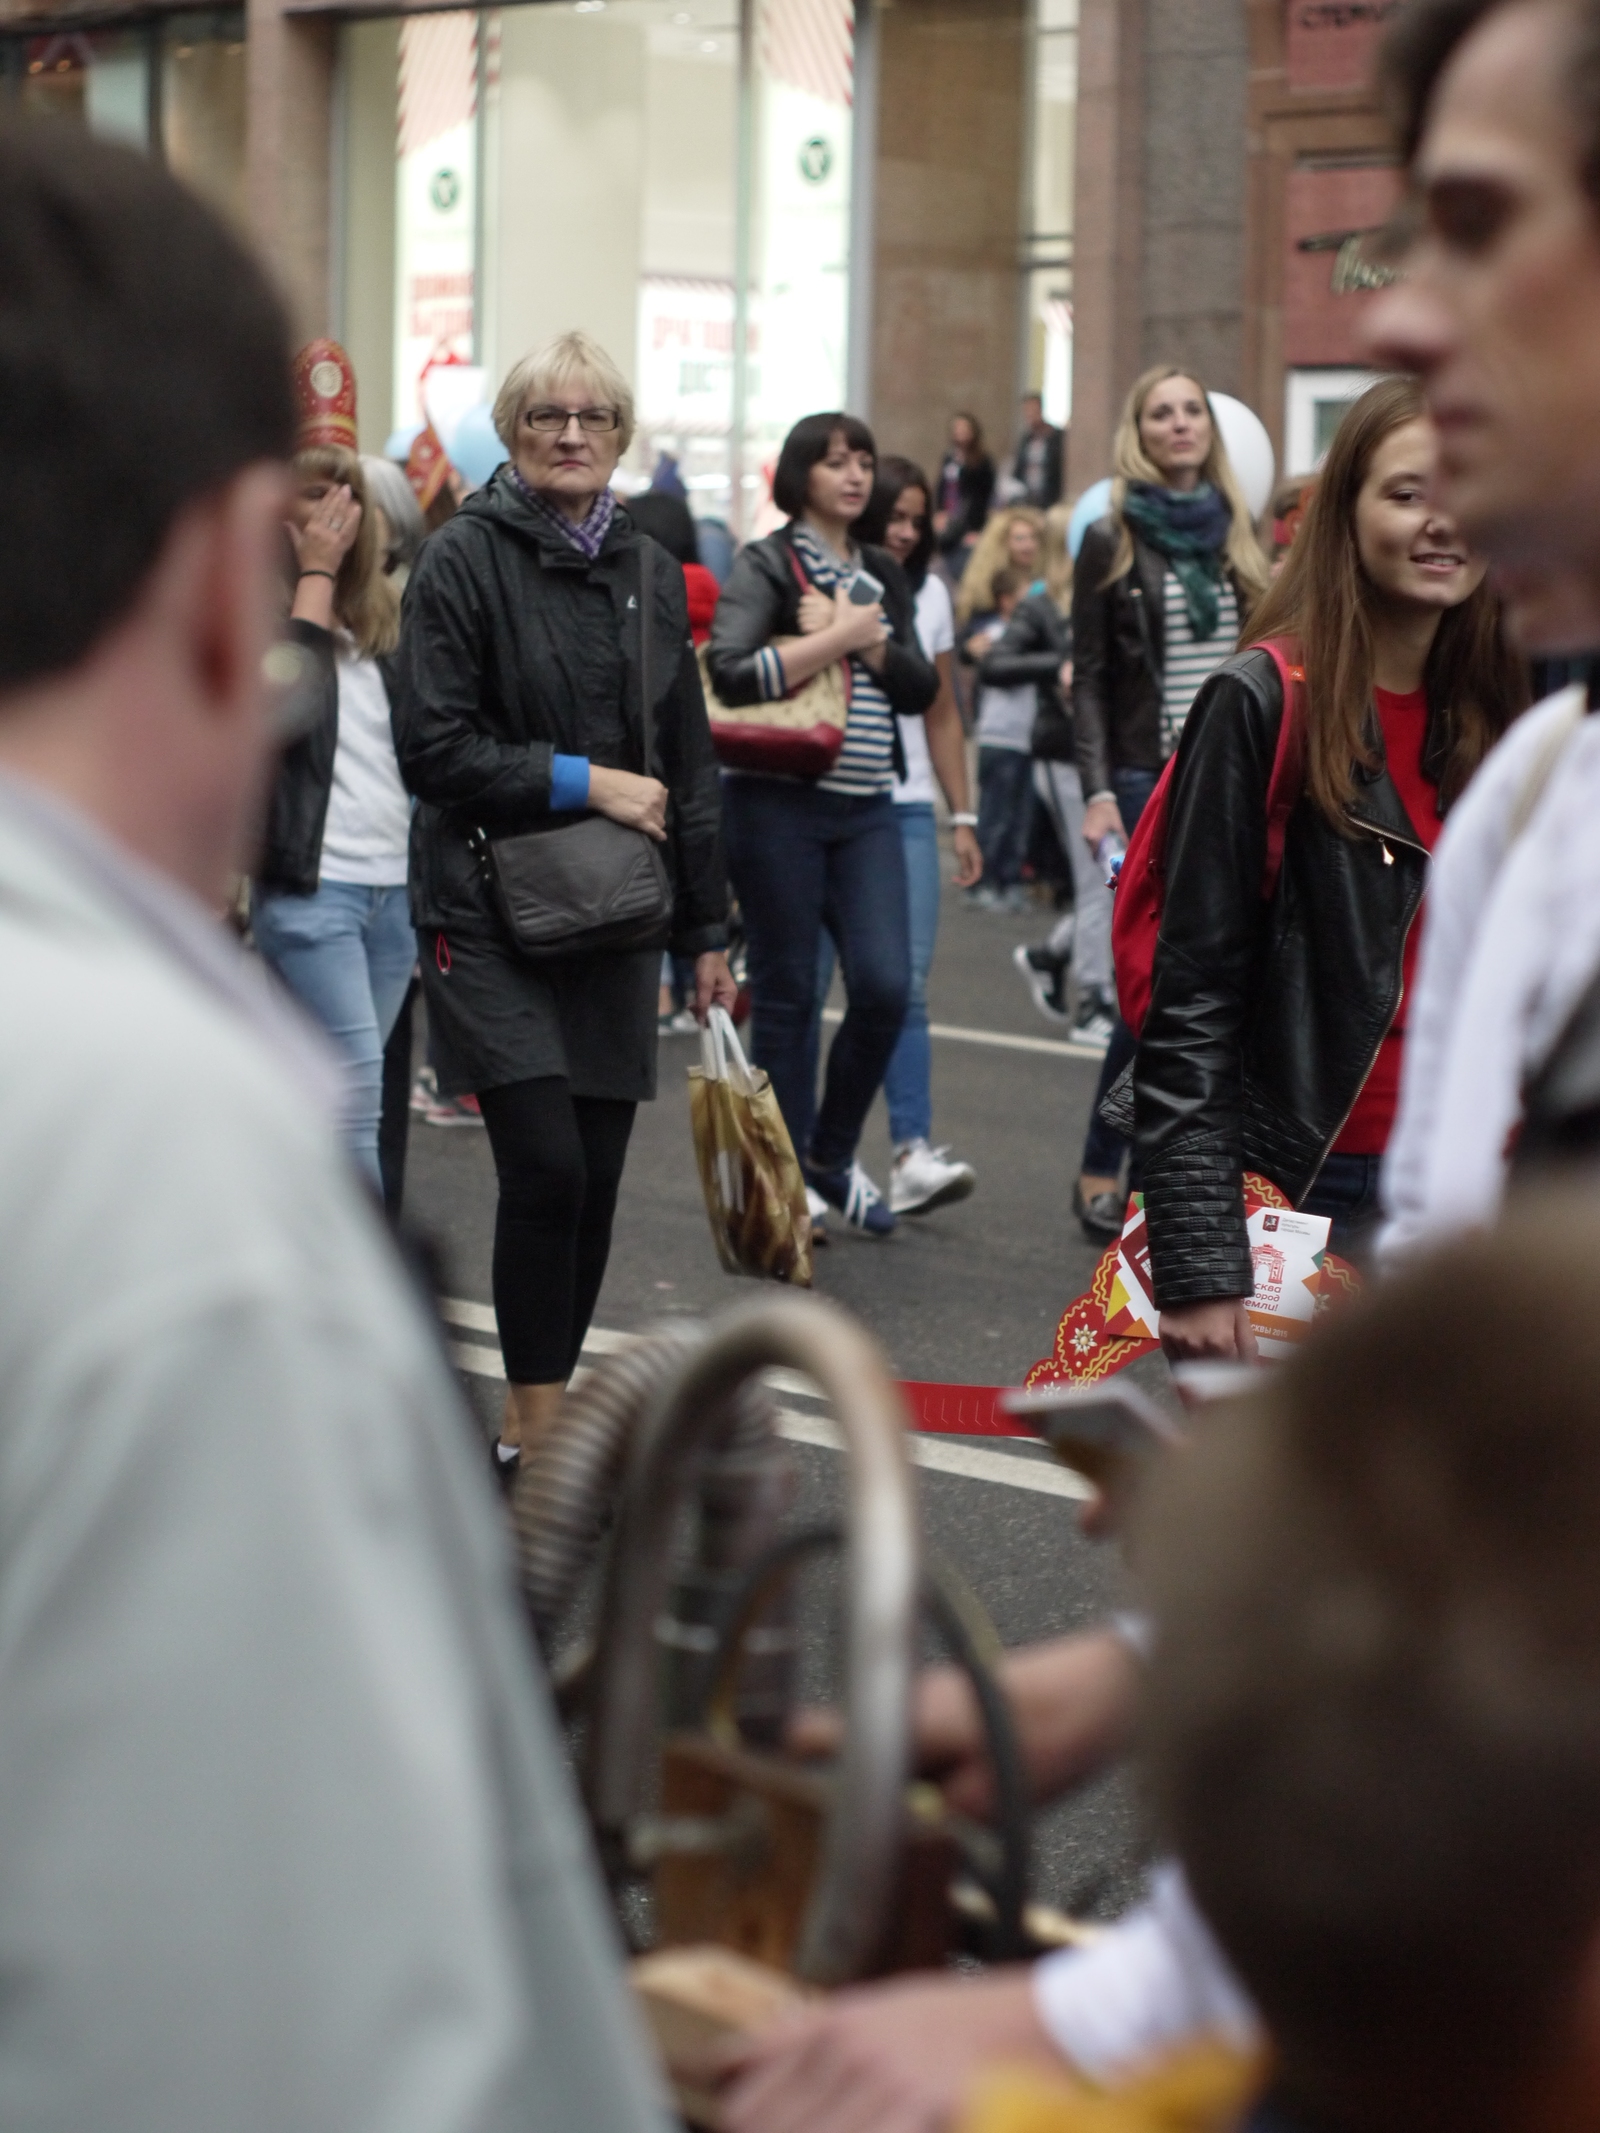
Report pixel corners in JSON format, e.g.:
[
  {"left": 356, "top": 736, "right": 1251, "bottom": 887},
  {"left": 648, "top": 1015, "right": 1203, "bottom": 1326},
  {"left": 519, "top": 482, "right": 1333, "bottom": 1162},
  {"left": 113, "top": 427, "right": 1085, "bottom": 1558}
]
[
  {"left": 1070, "top": 999, "right": 1117, "bottom": 1052},
  {"left": 890, "top": 1139, "right": 977, "bottom": 1215}
]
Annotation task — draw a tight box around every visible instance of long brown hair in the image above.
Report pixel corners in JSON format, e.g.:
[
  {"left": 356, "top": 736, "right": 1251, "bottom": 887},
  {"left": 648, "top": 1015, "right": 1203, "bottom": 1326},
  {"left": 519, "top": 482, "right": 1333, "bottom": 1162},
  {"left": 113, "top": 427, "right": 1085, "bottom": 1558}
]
[
  {"left": 293, "top": 445, "right": 400, "bottom": 659},
  {"left": 1245, "top": 376, "right": 1527, "bottom": 828},
  {"left": 1104, "top": 364, "right": 1270, "bottom": 606}
]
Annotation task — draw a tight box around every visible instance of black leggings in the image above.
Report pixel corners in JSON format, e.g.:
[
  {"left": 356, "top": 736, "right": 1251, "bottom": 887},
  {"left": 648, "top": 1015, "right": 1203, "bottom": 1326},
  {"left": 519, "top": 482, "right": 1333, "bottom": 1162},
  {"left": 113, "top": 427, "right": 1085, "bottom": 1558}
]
[{"left": 476, "top": 1078, "right": 637, "bottom": 1384}]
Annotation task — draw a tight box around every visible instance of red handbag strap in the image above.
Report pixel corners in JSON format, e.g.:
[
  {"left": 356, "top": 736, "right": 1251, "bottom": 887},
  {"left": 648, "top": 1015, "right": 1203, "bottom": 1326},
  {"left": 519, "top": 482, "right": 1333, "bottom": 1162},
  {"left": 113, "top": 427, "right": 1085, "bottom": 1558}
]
[
  {"left": 1258, "top": 637, "right": 1306, "bottom": 902},
  {"left": 786, "top": 543, "right": 811, "bottom": 595}
]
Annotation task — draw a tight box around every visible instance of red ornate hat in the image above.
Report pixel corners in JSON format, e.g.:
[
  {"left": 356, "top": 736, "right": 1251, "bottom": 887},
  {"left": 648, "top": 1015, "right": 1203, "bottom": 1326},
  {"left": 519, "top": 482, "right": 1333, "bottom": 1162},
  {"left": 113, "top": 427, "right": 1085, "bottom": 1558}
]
[
  {"left": 293, "top": 339, "right": 358, "bottom": 452},
  {"left": 405, "top": 422, "right": 450, "bottom": 512}
]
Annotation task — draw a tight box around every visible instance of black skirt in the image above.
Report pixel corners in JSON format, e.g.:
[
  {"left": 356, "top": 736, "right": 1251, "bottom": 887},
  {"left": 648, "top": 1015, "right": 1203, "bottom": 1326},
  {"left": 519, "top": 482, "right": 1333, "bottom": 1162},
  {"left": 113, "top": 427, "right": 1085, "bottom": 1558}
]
[{"left": 419, "top": 924, "right": 661, "bottom": 1102}]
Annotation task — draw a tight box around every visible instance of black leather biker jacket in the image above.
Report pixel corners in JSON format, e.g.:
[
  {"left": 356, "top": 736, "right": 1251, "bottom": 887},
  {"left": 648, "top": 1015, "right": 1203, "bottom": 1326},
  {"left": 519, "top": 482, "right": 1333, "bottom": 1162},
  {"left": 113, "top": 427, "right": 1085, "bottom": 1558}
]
[{"left": 1134, "top": 647, "right": 1446, "bottom": 1307}]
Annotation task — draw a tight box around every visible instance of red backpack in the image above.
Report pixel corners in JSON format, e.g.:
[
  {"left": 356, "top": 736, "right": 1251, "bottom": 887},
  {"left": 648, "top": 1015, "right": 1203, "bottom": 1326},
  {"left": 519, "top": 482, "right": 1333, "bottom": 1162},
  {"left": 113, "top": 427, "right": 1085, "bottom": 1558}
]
[{"left": 1111, "top": 638, "right": 1306, "bottom": 1038}]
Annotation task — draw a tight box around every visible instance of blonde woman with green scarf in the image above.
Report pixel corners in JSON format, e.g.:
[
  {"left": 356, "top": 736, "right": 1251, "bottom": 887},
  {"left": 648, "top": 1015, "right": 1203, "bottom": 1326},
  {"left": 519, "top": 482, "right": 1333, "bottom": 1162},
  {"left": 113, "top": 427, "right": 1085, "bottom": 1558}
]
[{"left": 1068, "top": 366, "right": 1269, "bottom": 1241}]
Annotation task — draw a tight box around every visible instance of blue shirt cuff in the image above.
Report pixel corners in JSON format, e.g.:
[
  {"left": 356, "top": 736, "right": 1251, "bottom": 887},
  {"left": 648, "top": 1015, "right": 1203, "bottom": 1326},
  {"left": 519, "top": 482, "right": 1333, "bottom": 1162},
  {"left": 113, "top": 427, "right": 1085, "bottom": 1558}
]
[{"left": 550, "top": 754, "right": 590, "bottom": 811}]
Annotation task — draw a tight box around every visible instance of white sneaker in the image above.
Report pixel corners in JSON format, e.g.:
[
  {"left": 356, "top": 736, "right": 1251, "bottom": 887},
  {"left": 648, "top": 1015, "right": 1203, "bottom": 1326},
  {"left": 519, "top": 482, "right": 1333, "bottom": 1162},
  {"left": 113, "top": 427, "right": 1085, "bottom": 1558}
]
[
  {"left": 1070, "top": 997, "right": 1117, "bottom": 1052},
  {"left": 890, "top": 1139, "right": 977, "bottom": 1215},
  {"left": 805, "top": 1185, "right": 831, "bottom": 1245}
]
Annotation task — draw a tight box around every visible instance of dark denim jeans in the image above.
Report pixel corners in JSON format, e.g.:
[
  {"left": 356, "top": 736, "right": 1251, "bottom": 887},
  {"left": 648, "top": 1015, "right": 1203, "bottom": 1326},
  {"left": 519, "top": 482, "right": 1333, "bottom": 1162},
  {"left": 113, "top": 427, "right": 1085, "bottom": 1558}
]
[
  {"left": 976, "top": 745, "right": 1035, "bottom": 890},
  {"left": 722, "top": 776, "right": 911, "bottom": 1173},
  {"left": 1081, "top": 766, "right": 1160, "bottom": 1178},
  {"left": 1301, "top": 1148, "right": 1385, "bottom": 1261}
]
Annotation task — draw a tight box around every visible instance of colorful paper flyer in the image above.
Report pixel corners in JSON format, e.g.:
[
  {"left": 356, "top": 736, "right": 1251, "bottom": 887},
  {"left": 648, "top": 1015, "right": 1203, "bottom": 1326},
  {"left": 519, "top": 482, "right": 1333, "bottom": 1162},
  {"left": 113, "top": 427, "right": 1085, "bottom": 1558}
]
[
  {"left": 1104, "top": 1195, "right": 1160, "bottom": 1342},
  {"left": 1243, "top": 1205, "right": 1331, "bottom": 1353},
  {"left": 1101, "top": 1192, "right": 1332, "bottom": 1355}
]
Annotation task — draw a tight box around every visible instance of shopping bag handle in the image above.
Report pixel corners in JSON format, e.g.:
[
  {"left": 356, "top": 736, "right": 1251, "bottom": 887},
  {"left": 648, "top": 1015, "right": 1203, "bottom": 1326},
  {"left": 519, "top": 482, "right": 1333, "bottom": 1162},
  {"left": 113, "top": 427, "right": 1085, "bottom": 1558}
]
[{"left": 705, "top": 1004, "right": 757, "bottom": 1094}]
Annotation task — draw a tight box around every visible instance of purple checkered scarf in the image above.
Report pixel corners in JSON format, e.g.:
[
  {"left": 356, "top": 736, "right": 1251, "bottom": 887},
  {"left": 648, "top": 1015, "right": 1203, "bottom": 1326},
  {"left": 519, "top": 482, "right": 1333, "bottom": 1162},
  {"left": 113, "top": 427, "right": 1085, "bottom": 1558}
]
[{"left": 510, "top": 467, "right": 617, "bottom": 560}]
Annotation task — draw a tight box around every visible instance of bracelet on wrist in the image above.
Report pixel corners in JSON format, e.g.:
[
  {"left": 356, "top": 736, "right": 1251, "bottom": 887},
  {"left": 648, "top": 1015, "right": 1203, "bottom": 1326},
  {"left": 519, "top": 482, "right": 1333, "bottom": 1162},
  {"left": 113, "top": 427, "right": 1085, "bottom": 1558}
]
[
  {"left": 298, "top": 568, "right": 336, "bottom": 582},
  {"left": 949, "top": 811, "right": 979, "bottom": 829}
]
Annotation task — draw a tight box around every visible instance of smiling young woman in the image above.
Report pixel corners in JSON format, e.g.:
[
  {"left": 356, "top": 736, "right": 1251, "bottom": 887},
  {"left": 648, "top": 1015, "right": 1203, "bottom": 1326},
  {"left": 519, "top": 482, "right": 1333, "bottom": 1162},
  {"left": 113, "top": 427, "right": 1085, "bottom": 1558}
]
[{"left": 1131, "top": 377, "right": 1529, "bottom": 1362}]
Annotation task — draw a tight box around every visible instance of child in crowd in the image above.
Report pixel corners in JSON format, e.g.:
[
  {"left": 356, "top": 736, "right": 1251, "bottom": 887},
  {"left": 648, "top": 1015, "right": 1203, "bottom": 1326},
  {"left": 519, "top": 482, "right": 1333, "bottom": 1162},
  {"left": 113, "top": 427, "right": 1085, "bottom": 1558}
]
[{"left": 964, "top": 566, "right": 1035, "bottom": 908}]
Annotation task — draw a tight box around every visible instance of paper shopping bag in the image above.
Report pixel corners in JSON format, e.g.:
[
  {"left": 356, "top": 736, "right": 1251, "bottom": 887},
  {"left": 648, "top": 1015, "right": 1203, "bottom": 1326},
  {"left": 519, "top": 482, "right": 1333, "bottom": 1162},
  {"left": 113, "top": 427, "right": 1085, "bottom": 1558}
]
[{"left": 687, "top": 1007, "right": 813, "bottom": 1286}]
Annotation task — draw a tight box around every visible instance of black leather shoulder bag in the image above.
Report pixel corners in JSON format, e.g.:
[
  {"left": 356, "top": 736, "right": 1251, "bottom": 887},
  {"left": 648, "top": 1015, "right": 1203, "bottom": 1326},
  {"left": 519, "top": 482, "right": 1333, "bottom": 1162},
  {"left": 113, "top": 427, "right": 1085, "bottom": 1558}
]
[{"left": 471, "top": 540, "right": 675, "bottom": 960}]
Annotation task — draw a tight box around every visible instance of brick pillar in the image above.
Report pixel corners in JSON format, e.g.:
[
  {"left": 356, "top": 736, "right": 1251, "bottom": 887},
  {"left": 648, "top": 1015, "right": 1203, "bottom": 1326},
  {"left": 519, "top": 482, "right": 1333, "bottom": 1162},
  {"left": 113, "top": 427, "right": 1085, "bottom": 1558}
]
[
  {"left": 246, "top": 0, "right": 335, "bottom": 340},
  {"left": 870, "top": 0, "right": 1029, "bottom": 488},
  {"left": 1069, "top": 0, "right": 1144, "bottom": 494}
]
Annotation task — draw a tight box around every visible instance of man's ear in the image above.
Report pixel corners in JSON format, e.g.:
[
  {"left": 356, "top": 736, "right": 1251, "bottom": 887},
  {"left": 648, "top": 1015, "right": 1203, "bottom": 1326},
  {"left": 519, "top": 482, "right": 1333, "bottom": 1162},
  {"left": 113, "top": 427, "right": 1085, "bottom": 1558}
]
[{"left": 159, "top": 463, "right": 293, "bottom": 722}]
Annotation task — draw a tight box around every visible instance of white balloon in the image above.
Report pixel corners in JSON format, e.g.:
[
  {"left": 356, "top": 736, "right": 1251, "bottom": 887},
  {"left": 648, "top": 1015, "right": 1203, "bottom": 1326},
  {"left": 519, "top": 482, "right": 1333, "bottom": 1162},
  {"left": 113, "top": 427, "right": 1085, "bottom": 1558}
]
[
  {"left": 1068, "top": 477, "right": 1114, "bottom": 561},
  {"left": 1209, "top": 393, "right": 1276, "bottom": 520}
]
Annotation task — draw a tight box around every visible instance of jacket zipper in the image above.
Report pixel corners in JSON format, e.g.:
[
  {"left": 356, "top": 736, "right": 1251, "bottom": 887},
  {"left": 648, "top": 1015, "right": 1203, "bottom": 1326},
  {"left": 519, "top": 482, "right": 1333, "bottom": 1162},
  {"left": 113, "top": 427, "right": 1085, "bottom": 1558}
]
[{"left": 1306, "top": 811, "right": 1430, "bottom": 1176}]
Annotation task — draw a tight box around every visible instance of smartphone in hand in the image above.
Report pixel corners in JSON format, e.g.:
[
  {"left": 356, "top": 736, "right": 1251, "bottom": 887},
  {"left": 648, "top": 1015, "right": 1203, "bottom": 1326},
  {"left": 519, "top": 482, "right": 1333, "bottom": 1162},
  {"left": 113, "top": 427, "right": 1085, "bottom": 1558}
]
[{"left": 1000, "top": 1380, "right": 1181, "bottom": 1489}]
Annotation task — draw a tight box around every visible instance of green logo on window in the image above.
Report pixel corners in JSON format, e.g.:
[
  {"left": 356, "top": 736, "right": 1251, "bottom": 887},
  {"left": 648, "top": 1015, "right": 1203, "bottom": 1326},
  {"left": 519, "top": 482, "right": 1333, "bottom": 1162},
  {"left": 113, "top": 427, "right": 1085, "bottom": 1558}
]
[
  {"left": 430, "top": 167, "right": 461, "bottom": 213},
  {"left": 798, "top": 136, "right": 832, "bottom": 184}
]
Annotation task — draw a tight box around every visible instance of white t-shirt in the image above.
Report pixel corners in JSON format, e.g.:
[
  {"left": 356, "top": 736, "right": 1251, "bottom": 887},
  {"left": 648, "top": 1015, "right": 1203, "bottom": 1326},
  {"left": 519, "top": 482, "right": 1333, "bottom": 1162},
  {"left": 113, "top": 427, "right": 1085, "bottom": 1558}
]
[
  {"left": 1379, "top": 683, "right": 1597, "bottom": 1265},
  {"left": 318, "top": 644, "right": 411, "bottom": 886},
  {"left": 1033, "top": 1863, "right": 1261, "bottom": 2085},
  {"left": 893, "top": 574, "right": 955, "bottom": 807}
]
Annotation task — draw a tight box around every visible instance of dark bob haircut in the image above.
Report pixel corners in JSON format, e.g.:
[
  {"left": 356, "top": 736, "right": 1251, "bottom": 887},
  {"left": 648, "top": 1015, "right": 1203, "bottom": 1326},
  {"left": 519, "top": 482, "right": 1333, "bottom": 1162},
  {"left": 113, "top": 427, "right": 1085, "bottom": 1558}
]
[
  {"left": 856, "top": 456, "right": 936, "bottom": 587},
  {"left": 1381, "top": 0, "right": 1600, "bottom": 202},
  {"left": 772, "top": 411, "right": 876, "bottom": 521}
]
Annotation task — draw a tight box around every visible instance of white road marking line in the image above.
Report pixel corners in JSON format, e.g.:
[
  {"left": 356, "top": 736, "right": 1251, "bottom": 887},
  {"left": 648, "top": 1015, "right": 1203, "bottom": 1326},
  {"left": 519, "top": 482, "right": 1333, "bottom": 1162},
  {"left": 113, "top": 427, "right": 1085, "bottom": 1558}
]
[
  {"left": 775, "top": 1408, "right": 1090, "bottom": 1500},
  {"left": 820, "top": 1005, "right": 1103, "bottom": 1062},
  {"left": 446, "top": 1312, "right": 1086, "bottom": 1500}
]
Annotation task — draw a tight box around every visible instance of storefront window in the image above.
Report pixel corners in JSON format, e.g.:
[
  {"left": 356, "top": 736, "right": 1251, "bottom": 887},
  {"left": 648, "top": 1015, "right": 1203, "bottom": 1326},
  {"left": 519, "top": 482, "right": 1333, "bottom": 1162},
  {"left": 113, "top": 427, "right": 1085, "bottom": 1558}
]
[
  {"left": 1024, "top": 0, "right": 1076, "bottom": 426},
  {"left": 340, "top": 0, "right": 858, "bottom": 532},
  {"left": 0, "top": 13, "right": 246, "bottom": 228}
]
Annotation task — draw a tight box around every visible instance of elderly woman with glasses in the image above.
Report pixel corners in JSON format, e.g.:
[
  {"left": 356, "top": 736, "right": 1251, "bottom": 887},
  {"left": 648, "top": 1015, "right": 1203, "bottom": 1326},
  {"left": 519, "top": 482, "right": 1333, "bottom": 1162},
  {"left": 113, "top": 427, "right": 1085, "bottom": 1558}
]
[{"left": 394, "top": 330, "right": 734, "bottom": 1480}]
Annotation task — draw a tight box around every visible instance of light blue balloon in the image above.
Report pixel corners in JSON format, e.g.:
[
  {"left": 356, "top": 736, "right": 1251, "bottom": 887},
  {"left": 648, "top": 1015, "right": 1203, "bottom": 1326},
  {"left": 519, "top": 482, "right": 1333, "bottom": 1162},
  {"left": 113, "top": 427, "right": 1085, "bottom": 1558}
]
[
  {"left": 383, "top": 423, "right": 422, "bottom": 463},
  {"left": 1068, "top": 478, "right": 1114, "bottom": 561},
  {"left": 452, "top": 403, "right": 508, "bottom": 489}
]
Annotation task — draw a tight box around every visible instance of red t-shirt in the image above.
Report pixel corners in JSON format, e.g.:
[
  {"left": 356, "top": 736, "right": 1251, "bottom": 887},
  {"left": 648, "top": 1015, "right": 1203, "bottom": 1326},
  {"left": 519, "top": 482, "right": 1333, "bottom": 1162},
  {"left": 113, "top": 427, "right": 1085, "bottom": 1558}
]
[{"left": 1332, "top": 685, "right": 1440, "bottom": 1155}]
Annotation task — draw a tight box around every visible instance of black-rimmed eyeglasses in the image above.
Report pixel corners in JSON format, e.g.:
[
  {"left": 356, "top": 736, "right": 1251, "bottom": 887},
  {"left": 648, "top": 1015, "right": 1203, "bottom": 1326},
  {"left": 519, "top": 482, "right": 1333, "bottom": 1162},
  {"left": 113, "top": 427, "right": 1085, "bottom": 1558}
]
[{"left": 521, "top": 405, "right": 621, "bottom": 433}]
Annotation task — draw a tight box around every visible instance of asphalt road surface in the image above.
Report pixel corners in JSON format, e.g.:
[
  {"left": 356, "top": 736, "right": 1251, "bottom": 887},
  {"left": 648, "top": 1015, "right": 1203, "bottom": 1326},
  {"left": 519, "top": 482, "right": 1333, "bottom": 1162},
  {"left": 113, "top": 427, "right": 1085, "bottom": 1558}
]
[{"left": 405, "top": 859, "right": 1157, "bottom": 1927}]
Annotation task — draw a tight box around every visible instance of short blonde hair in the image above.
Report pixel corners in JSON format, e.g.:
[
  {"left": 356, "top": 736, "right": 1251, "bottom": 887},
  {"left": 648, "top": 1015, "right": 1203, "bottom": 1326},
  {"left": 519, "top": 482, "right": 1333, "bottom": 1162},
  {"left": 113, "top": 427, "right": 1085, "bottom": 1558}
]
[{"left": 492, "top": 330, "right": 635, "bottom": 454}]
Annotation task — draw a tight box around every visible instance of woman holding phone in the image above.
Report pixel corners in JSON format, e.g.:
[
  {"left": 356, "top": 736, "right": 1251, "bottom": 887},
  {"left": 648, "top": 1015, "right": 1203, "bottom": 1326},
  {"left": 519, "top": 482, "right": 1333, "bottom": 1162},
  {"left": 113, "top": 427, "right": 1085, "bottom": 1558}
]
[{"left": 709, "top": 413, "right": 938, "bottom": 1235}]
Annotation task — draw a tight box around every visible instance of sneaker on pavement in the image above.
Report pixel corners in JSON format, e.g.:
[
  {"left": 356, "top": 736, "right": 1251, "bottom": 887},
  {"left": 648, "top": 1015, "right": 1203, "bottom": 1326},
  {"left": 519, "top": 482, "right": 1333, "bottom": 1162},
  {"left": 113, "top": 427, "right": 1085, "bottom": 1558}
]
[
  {"left": 890, "top": 1139, "right": 976, "bottom": 1215},
  {"left": 1070, "top": 994, "right": 1117, "bottom": 1051},
  {"left": 808, "top": 1160, "right": 896, "bottom": 1237},
  {"left": 1012, "top": 941, "right": 1071, "bottom": 1024},
  {"left": 412, "top": 1073, "right": 486, "bottom": 1127},
  {"left": 658, "top": 1007, "right": 700, "bottom": 1034},
  {"left": 805, "top": 1186, "right": 831, "bottom": 1246}
]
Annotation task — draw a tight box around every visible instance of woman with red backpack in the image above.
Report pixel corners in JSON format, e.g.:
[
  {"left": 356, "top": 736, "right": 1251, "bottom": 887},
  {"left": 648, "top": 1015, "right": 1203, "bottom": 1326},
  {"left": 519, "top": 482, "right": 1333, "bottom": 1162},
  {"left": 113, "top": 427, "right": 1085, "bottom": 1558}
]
[{"left": 1130, "top": 377, "right": 1527, "bottom": 1361}]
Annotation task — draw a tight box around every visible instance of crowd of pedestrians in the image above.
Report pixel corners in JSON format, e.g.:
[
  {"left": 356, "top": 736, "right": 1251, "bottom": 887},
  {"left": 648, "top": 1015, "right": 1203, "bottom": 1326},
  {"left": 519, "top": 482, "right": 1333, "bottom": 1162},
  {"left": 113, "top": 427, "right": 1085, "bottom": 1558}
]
[{"left": 19, "top": 0, "right": 1600, "bottom": 2126}]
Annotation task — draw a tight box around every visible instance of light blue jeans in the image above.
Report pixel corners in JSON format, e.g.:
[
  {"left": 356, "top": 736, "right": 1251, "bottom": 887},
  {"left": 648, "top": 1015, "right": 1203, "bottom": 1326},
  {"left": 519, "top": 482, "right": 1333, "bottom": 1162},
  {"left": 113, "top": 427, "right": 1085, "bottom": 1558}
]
[
  {"left": 252, "top": 880, "right": 417, "bottom": 1187},
  {"left": 814, "top": 801, "right": 940, "bottom": 1147}
]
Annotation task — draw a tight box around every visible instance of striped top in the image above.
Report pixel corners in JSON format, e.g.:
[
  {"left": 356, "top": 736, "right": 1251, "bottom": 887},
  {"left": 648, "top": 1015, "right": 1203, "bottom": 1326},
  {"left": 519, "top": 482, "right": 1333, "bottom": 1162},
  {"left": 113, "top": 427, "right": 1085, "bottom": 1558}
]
[
  {"left": 1160, "top": 570, "right": 1240, "bottom": 759},
  {"left": 785, "top": 524, "right": 898, "bottom": 796}
]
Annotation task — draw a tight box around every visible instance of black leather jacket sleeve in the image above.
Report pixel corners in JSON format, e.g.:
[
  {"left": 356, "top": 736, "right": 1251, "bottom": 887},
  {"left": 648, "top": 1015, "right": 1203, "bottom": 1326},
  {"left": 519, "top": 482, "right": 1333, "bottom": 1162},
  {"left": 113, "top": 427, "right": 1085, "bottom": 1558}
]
[
  {"left": 392, "top": 532, "right": 557, "bottom": 823},
  {"left": 1070, "top": 521, "right": 1120, "bottom": 796},
  {"left": 1134, "top": 656, "right": 1280, "bottom": 1307},
  {"left": 705, "top": 533, "right": 938, "bottom": 718},
  {"left": 979, "top": 596, "right": 1066, "bottom": 688}
]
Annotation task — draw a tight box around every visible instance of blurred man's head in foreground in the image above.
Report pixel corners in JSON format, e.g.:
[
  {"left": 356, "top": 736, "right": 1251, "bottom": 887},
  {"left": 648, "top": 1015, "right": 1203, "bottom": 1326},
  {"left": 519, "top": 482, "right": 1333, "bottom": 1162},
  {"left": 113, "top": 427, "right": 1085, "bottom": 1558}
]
[
  {"left": 0, "top": 122, "right": 294, "bottom": 895},
  {"left": 1368, "top": 0, "right": 1600, "bottom": 648},
  {"left": 1143, "top": 1195, "right": 1600, "bottom": 2133}
]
